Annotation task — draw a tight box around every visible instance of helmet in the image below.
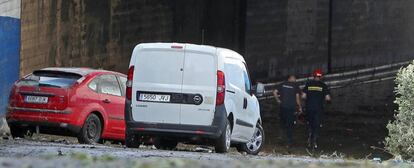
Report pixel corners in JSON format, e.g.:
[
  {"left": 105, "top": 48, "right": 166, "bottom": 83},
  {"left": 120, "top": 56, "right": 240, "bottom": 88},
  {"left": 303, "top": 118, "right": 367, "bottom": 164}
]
[{"left": 313, "top": 69, "right": 323, "bottom": 77}]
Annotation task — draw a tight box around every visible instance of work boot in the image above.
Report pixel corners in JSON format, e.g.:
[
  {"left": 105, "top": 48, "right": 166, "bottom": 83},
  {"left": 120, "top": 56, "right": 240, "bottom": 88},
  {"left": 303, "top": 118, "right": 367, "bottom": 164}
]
[
  {"left": 308, "top": 134, "right": 312, "bottom": 149},
  {"left": 307, "top": 137, "right": 312, "bottom": 149},
  {"left": 313, "top": 142, "right": 318, "bottom": 150},
  {"left": 313, "top": 139, "right": 319, "bottom": 150}
]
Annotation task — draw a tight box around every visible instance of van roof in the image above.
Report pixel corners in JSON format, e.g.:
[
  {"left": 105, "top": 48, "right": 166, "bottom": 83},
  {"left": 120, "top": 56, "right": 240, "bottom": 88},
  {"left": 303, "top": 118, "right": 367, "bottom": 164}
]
[{"left": 134, "top": 43, "right": 245, "bottom": 62}]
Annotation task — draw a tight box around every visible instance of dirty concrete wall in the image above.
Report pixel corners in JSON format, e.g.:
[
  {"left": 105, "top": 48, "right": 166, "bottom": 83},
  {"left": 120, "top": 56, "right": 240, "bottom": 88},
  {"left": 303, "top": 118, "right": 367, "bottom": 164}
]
[
  {"left": 331, "top": 0, "right": 414, "bottom": 71},
  {"left": 20, "top": 0, "right": 113, "bottom": 76},
  {"left": 245, "top": 0, "right": 330, "bottom": 81},
  {"left": 21, "top": 0, "right": 414, "bottom": 80},
  {"left": 0, "top": 0, "right": 20, "bottom": 134},
  {"left": 245, "top": 0, "right": 414, "bottom": 82},
  {"left": 20, "top": 0, "right": 244, "bottom": 76},
  {"left": 18, "top": 0, "right": 414, "bottom": 128}
]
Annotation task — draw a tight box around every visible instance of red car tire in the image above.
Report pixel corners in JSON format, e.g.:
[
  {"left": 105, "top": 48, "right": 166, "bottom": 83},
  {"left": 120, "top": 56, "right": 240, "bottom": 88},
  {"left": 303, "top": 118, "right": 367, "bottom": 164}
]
[{"left": 77, "top": 113, "right": 102, "bottom": 144}]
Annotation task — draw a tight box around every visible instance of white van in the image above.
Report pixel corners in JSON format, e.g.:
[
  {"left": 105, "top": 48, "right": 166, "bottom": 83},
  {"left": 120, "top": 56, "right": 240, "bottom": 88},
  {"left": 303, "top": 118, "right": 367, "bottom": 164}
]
[{"left": 124, "top": 43, "right": 265, "bottom": 154}]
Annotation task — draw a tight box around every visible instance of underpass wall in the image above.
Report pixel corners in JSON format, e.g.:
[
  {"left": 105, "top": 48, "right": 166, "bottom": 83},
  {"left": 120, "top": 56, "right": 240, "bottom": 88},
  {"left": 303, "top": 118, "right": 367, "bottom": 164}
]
[
  {"left": 16, "top": 0, "right": 414, "bottom": 148},
  {"left": 20, "top": 0, "right": 244, "bottom": 76}
]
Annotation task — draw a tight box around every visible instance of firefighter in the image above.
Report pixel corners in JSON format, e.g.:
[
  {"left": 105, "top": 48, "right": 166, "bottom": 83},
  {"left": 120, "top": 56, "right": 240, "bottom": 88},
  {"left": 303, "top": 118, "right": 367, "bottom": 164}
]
[
  {"left": 302, "top": 69, "right": 331, "bottom": 150},
  {"left": 273, "top": 75, "right": 302, "bottom": 147}
]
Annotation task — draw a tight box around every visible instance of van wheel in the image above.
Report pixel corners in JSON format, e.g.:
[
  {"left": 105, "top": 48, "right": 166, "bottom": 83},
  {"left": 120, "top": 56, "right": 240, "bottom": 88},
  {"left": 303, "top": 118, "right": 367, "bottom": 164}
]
[
  {"left": 77, "top": 113, "right": 102, "bottom": 144},
  {"left": 154, "top": 138, "right": 178, "bottom": 150},
  {"left": 236, "top": 123, "right": 265, "bottom": 155},
  {"left": 215, "top": 119, "right": 231, "bottom": 153},
  {"left": 125, "top": 131, "right": 141, "bottom": 148},
  {"left": 10, "top": 125, "right": 30, "bottom": 139}
]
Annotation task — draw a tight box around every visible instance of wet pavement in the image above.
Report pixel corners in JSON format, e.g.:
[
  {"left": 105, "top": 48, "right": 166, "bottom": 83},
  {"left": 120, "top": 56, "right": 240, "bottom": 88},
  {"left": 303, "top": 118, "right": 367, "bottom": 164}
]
[{"left": 0, "top": 138, "right": 411, "bottom": 168}]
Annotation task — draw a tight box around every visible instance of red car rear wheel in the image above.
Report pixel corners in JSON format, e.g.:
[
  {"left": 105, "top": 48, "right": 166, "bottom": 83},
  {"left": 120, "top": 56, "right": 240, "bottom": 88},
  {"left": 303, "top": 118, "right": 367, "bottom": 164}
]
[{"left": 77, "top": 113, "right": 102, "bottom": 144}]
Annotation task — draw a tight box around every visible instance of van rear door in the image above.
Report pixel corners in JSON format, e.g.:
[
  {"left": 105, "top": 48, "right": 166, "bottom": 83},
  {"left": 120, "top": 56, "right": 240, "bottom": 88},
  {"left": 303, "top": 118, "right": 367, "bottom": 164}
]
[
  {"left": 132, "top": 44, "right": 185, "bottom": 124},
  {"left": 180, "top": 45, "right": 217, "bottom": 126}
]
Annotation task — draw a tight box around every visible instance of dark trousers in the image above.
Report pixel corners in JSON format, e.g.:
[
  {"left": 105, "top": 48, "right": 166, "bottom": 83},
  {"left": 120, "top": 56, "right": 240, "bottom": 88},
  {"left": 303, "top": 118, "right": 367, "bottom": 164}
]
[
  {"left": 279, "top": 106, "right": 295, "bottom": 144},
  {"left": 306, "top": 109, "right": 323, "bottom": 145}
]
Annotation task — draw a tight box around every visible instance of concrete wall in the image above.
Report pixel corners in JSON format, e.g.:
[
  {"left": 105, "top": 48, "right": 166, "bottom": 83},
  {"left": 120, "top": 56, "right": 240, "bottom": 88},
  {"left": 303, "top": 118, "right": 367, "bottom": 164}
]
[
  {"left": 245, "top": 0, "right": 330, "bottom": 81},
  {"left": 21, "top": 0, "right": 414, "bottom": 80},
  {"left": 20, "top": 0, "right": 244, "bottom": 76},
  {"left": 245, "top": 0, "right": 414, "bottom": 82},
  {"left": 18, "top": 0, "right": 414, "bottom": 118},
  {"left": 20, "top": 0, "right": 114, "bottom": 76},
  {"left": 331, "top": 0, "right": 414, "bottom": 71}
]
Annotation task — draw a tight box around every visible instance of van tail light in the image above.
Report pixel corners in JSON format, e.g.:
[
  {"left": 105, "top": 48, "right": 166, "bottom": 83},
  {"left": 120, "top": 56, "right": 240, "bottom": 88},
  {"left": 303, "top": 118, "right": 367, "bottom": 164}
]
[
  {"left": 126, "top": 66, "right": 134, "bottom": 100},
  {"left": 216, "top": 70, "right": 225, "bottom": 106}
]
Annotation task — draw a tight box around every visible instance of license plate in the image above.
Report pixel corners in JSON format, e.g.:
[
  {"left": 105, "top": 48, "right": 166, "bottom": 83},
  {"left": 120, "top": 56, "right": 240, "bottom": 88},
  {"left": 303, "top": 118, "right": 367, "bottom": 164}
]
[
  {"left": 139, "top": 93, "right": 170, "bottom": 102},
  {"left": 25, "top": 96, "right": 48, "bottom": 104}
]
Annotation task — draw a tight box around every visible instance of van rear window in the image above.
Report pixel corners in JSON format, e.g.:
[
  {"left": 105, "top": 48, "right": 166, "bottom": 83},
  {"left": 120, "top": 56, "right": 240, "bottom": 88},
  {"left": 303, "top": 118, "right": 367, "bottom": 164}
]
[{"left": 17, "top": 71, "right": 82, "bottom": 88}]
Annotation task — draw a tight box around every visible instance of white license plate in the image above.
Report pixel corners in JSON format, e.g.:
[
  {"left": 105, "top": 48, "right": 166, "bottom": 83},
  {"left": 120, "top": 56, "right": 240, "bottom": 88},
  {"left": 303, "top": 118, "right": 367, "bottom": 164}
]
[
  {"left": 25, "top": 96, "right": 48, "bottom": 104},
  {"left": 139, "top": 93, "right": 170, "bottom": 102}
]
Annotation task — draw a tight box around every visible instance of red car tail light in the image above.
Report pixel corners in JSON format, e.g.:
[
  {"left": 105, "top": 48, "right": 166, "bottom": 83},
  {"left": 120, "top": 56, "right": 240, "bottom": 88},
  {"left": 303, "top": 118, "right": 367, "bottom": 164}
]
[
  {"left": 126, "top": 66, "right": 134, "bottom": 100},
  {"left": 216, "top": 70, "right": 225, "bottom": 106}
]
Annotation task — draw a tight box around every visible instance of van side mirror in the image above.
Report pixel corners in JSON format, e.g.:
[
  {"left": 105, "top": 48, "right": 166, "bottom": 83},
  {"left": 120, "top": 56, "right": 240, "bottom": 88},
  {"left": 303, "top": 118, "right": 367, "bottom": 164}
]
[{"left": 252, "top": 82, "right": 265, "bottom": 97}]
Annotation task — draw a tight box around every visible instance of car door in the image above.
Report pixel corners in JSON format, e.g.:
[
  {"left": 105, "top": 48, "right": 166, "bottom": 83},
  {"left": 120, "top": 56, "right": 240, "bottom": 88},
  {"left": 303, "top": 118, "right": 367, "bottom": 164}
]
[
  {"left": 180, "top": 46, "right": 217, "bottom": 126},
  {"left": 97, "top": 74, "right": 125, "bottom": 135},
  {"left": 241, "top": 64, "right": 257, "bottom": 137},
  {"left": 132, "top": 46, "right": 184, "bottom": 124},
  {"left": 116, "top": 75, "right": 127, "bottom": 134},
  {"left": 224, "top": 59, "right": 248, "bottom": 140}
]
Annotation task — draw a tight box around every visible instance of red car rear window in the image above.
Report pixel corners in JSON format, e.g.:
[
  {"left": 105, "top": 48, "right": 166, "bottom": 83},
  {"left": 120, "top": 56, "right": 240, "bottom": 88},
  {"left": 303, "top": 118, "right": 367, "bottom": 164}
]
[{"left": 17, "top": 71, "right": 82, "bottom": 88}]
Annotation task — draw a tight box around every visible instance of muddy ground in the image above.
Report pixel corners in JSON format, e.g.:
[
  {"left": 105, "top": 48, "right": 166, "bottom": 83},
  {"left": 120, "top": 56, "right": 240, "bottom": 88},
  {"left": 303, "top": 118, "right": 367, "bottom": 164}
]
[
  {"left": 259, "top": 98, "right": 394, "bottom": 160},
  {"left": 0, "top": 137, "right": 411, "bottom": 168},
  {"left": 0, "top": 95, "right": 402, "bottom": 167}
]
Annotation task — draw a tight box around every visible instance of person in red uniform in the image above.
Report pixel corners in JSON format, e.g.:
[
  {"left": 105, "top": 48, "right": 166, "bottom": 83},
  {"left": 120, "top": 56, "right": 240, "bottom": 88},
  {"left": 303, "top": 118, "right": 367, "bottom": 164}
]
[{"left": 302, "top": 69, "right": 331, "bottom": 150}]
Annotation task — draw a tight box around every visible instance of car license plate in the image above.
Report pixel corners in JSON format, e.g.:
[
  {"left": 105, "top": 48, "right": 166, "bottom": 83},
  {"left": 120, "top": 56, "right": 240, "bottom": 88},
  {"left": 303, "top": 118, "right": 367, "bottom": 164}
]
[
  {"left": 139, "top": 93, "right": 170, "bottom": 102},
  {"left": 24, "top": 96, "right": 48, "bottom": 104}
]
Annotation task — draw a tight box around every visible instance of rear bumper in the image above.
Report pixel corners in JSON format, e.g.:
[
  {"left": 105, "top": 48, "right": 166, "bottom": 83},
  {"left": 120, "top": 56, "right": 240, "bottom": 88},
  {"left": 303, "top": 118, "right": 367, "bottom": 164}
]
[
  {"left": 7, "top": 106, "right": 73, "bottom": 124},
  {"left": 6, "top": 106, "right": 80, "bottom": 136},
  {"left": 124, "top": 100, "right": 227, "bottom": 139},
  {"left": 8, "top": 106, "right": 72, "bottom": 114},
  {"left": 126, "top": 122, "right": 222, "bottom": 139},
  {"left": 7, "top": 119, "right": 81, "bottom": 135}
]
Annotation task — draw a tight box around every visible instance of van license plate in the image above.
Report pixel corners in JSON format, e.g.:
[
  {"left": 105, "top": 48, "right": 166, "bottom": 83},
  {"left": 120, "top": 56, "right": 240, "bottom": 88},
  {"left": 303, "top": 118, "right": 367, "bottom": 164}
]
[
  {"left": 139, "top": 94, "right": 170, "bottom": 102},
  {"left": 25, "top": 96, "right": 48, "bottom": 104}
]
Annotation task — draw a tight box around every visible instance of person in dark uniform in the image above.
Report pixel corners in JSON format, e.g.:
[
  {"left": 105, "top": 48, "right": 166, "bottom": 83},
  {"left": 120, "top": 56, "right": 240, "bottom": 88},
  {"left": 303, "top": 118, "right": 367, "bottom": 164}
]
[
  {"left": 273, "top": 75, "right": 302, "bottom": 147},
  {"left": 302, "top": 69, "right": 331, "bottom": 150}
]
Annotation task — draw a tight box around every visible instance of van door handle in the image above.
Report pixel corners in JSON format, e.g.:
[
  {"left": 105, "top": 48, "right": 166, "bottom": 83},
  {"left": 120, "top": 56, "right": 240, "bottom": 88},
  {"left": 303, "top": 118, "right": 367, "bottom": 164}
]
[
  {"left": 102, "top": 99, "right": 111, "bottom": 104},
  {"left": 243, "top": 98, "right": 247, "bottom": 109}
]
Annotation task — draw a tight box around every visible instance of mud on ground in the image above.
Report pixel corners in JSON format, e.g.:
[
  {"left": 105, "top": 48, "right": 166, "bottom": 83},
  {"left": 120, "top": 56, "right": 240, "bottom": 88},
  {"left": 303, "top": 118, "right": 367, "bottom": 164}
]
[
  {"left": 0, "top": 138, "right": 411, "bottom": 168},
  {"left": 260, "top": 99, "right": 394, "bottom": 160}
]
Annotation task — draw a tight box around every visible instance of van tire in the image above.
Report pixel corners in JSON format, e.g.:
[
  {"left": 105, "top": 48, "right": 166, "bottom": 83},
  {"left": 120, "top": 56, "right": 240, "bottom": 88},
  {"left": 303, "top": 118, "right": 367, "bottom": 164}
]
[
  {"left": 77, "top": 113, "right": 102, "bottom": 144},
  {"left": 125, "top": 131, "right": 141, "bottom": 148},
  {"left": 154, "top": 138, "right": 178, "bottom": 150},
  {"left": 236, "top": 123, "right": 264, "bottom": 155},
  {"left": 215, "top": 119, "right": 231, "bottom": 153}
]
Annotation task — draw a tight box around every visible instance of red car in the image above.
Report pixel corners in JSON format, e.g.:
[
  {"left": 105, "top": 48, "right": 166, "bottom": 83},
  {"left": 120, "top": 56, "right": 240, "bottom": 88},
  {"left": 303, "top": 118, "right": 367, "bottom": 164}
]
[{"left": 6, "top": 67, "right": 127, "bottom": 144}]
